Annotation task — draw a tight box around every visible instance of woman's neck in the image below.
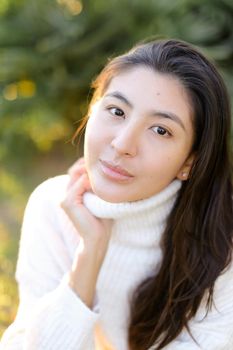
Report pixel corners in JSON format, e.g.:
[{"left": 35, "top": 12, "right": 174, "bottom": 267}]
[
  {"left": 83, "top": 179, "right": 181, "bottom": 220},
  {"left": 83, "top": 180, "right": 182, "bottom": 248}
]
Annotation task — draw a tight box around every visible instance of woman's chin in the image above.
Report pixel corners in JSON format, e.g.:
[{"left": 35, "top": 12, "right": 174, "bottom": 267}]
[
  {"left": 88, "top": 182, "right": 130, "bottom": 203},
  {"left": 87, "top": 169, "right": 137, "bottom": 203},
  {"left": 92, "top": 187, "right": 126, "bottom": 203}
]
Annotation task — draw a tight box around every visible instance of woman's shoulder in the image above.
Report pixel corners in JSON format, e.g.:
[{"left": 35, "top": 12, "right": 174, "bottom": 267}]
[
  {"left": 21, "top": 174, "right": 72, "bottom": 240},
  {"left": 31, "top": 175, "right": 69, "bottom": 197},
  {"left": 29, "top": 174, "right": 69, "bottom": 204}
]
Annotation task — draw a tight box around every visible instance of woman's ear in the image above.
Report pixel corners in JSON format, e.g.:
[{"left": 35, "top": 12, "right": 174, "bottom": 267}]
[{"left": 176, "top": 153, "right": 195, "bottom": 181}]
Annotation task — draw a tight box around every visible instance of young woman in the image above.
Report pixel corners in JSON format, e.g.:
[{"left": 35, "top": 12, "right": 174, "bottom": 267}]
[{"left": 0, "top": 39, "right": 232, "bottom": 350}]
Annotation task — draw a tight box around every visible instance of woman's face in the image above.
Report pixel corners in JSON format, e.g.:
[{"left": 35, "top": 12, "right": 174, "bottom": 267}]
[{"left": 84, "top": 67, "right": 194, "bottom": 202}]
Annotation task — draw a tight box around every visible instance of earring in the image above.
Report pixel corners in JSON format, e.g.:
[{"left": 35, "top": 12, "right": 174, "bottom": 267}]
[{"left": 181, "top": 172, "right": 188, "bottom": 178}]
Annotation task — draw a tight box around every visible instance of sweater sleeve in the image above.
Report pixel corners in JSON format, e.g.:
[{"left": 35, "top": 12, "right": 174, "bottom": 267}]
[
  {"left": 150, "top": 262, "right": 233, "bottom": 350},
  {"left": 0, "top": 176, "right": 99, "bottom": 350}
]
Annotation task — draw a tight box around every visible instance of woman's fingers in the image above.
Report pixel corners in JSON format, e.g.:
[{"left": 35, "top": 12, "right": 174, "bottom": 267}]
[
  {"left": 61, "top": 174, "right": 93, "bottom": 233},
  {"left": 62, "top": 173, "right": 91, "bottom": 207},
  {"left": 67, "top": 157, "right": 86, "bottom": 190},
  {"left": 68, "top": 157, "right": 85, "bottom": 176},
  {"left": 62, "top": 158, "right": 113, "bottom": 251},
  {"left": 72, "top": 173, "right": 91, "bottom": 204}
]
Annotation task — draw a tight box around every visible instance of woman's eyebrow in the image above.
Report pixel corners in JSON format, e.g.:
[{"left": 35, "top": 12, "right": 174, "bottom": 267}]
[
  {"left": 105, "top": 91, "right": 133, "bottom": 108},
  {"left": 152, "top": 111, "right": 186, "bottom": 131},
  {"left": 104, "top": 91, "right": 186, "bottom": 131}
]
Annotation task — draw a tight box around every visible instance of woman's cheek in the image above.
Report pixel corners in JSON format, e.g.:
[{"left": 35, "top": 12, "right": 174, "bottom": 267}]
[{"left": 84, "top": 128, "right": 102, "bottom": 170}]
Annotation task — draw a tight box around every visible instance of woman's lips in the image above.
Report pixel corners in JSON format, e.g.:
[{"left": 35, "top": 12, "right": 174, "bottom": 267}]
[{"left": 99, "top": 159, "right": 134, "bottom": 181}]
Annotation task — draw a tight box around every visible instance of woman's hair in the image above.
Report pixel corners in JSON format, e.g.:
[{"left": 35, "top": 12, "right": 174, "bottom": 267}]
[{"left": 75, "top": 39, "right": 233, "bottom": 349}]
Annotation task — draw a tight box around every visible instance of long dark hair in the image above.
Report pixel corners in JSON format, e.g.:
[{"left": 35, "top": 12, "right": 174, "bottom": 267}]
[{"left": 75, "top": 39, "right": 233, "bottom": 349}]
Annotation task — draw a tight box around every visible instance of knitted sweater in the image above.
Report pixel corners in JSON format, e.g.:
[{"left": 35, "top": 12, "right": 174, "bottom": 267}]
[{"left": 0, "top": 175, "right": 233, "bottom": 350}]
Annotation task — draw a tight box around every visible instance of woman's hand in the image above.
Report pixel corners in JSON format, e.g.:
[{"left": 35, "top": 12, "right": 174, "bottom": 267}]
[
  {"left": 60, "top": 158, "right": 112, "bottom": 308},
  {"left": 61, "top": 158, "right": 112, "bottom": 253}
]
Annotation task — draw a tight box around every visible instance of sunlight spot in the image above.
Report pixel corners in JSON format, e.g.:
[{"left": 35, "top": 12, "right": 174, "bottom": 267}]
[
  {"left": 0, "top": 0, "right": 9, "bottom": 16},
  {"left": 18, "top": 80, "right": 36, "bottom": 98},
  {"left": 57, "top": 0, "right": 83, "bottom": 16},
  {"left": 3, "top": 80, "right": 36, "bottom": 101},
  {"left": 3, "top": 84, "right": 17, "bottom": 101}
]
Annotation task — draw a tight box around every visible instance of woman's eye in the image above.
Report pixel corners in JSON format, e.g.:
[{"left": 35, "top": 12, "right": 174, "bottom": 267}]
[
  {"left": 108, "top": 107, "right": 125, "bottom": 117},
  {"left": 152, "top": 126, "right": 171, "bottom": 136}
]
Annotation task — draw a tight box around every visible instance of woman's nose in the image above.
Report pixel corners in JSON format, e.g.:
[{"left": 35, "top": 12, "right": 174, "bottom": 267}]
[{"left": 110, "top": 125, "right": 139, "bottom": 157}]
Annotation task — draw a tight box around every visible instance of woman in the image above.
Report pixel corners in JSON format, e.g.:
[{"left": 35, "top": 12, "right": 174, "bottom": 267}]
[{"left": 0, "top": 39, "right": 232, "bottom": 350}]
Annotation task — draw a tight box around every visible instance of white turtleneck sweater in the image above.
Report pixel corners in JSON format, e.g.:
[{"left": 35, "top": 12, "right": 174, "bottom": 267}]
[{"left": 1, "top": 175, "right": 233, "bottom": 350}]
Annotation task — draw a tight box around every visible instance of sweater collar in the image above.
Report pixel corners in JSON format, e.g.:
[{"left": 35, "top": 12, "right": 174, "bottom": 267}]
[{"left": 83, "top": 180, "right": 181, "bottom": 221}]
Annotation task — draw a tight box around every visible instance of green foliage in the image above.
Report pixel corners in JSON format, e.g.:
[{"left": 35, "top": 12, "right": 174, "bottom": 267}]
[{"left": 0, "top": 221, "right": 19, "bottom": 337}]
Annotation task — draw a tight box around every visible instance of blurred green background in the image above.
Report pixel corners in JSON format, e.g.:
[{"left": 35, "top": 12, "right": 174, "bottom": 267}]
[{"left": 0, "top": 0, "right": 232, "bottom": 337}]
